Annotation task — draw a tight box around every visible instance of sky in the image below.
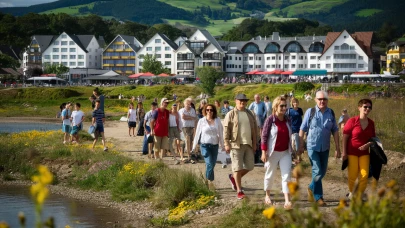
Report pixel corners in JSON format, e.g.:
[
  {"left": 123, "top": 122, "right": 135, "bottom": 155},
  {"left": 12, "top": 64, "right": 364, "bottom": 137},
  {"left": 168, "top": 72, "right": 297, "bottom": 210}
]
[{"left": 0, "top": 0, "right": 57, "bottom": 7}]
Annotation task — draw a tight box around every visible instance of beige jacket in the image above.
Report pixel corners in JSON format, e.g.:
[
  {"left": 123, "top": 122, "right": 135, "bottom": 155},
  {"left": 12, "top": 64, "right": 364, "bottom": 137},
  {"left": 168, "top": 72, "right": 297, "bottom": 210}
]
[{"left": 223, "top": 108, "right": 258, "bottom": 151}]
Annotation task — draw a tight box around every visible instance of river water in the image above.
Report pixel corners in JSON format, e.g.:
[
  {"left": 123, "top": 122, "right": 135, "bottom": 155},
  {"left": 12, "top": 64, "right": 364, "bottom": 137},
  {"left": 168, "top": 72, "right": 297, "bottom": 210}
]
[
  {"left": 0, "top": 185, "right": 126, "bottom": 227},
  {"left": 0, "top": 122, "right": 61, "bottom": 133}
]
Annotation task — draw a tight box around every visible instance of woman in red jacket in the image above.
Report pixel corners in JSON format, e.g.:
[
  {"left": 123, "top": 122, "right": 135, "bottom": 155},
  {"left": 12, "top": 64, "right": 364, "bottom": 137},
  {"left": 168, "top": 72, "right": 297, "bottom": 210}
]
[{"left": 342, "top": 98, "right": 375, "bottom": 199}]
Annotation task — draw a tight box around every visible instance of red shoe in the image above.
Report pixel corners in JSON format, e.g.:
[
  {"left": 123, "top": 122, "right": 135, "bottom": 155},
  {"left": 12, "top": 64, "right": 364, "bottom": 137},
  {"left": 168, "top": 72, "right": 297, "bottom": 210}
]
[
  {"left": 228, "top": 174, "right": 237, "bottom": 191},
  {"left": 237, "top": 191, "right": 245, "bottom": 200}
]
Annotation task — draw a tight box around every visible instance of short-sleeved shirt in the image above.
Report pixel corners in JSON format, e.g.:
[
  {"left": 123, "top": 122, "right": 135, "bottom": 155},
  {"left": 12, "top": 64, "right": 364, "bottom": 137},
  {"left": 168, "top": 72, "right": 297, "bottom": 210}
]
[
  {"left": 71, "top": 110, "right": 84, "bottom": 126},
  {"left": 288, "top": 107, "right": 303, "bottom": 133},
  {"left": 128, "top": 109, "right": 137, "bottom": 122},
  {"left": 144, "top": 110, "right": 153, "bottom": 127},
  {"left": 61, "top": 109, "right": 71, "bottom": 125},
  {"left": 178, "top": 108, "right": 196, "bottom": 128},
  {"left": 238, "top": 111, "right": 252, "bottom": 147},
  {"left": 343, "top": 116, "right": 376, "bottom": 156},
  {"left": 221, "top": 106, "right": 233, "bottom": 116},
  {"left": 92, "top": 109, "right": 105, "bottom": 126},
  {"left": 300, "top": 106, "right": 338, "bottom": 152},
  {"left": 152, "top": 108, "right": 170, "bottom": 137},
  {"left": 274, "top": 118, "right": 289, "bottom": 151}
]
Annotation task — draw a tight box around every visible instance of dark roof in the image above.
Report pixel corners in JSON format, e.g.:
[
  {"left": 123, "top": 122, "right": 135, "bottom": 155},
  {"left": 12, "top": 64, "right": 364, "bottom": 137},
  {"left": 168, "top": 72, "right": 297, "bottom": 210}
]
[
  {"left": 31, "top": 35, "right": 56, "bottom": 52},
  {"left": 0, "top": 68, "right": 22, "bottom": 76},
  {"left": 158, "top": 33, "right": 178, "bottom": 50},
  {"left": 67, "top": 34, "right": 89, "bottom": 53},
  {"left": 120, "top": 35, "right": 142, "bottom": 52},
  {"left": 322, "top": 32, "right": 341, "bottom": 55},
  {"left": 199, "top": 29, "right": 224, "bottom": 52},
  {"left": 98, "top": 36, "right": 105, "bottom": 47},
  {"left": 388, "top": 41, "right": 405, "bottom": 47},
  {"left": 0, "top": 45, "right": 22, "bottom": 60},
  {"left": 227, "top": 49, "right": 242, "bottom": 54}
]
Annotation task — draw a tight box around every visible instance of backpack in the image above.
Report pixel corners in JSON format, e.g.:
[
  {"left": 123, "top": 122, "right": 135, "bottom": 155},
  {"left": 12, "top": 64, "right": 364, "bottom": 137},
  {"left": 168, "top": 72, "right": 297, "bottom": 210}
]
[{"left": 303, "top": 107, "right": 335, "bottom": 150}]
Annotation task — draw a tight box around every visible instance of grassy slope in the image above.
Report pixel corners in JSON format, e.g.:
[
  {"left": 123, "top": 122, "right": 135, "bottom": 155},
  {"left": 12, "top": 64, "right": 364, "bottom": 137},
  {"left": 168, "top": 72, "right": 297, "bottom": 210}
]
[
  {"left": 355, "top": 8, "right": 383, "bottom": 17},
  {"left": 158, "top": 0, "right": 236, "bottom": 11},
  {"left": 40, "top": 2, "right": 96, "bottom": 15},
  {"left": 282, "top": 0, "right": 349, "bottom": 17}
]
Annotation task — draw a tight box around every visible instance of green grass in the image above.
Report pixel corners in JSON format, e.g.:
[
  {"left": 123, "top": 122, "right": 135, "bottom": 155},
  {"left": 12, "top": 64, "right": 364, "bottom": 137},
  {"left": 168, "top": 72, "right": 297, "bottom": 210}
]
[
  {"left": 355, "top": 8, "right": 383, "bottom": 17},
  {"left": 40, "top": 2, "right": 96, "bottom": 15},
  {"left": 165, "top": 18, "right": 244, "bottom": 36},
  {"left": 282, "top": 0, "right": 349, "bottom": 17},
  {"left": 159, "top": 0, "right": 234, "bottom": 11}
]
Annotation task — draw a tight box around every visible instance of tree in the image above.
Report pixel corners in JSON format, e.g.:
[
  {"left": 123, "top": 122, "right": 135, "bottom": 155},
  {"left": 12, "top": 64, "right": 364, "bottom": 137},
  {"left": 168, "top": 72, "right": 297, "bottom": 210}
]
[
  {"left": 196, "top": 66, "right": 224, "bottom": 96},
  {"left": 389, "top": 58, "right": 404, "bottom": 75},
  {"left": 0, "top": 53, "right": 20, "bottom": 69},
  {"left": 43, "top": 63, "right": 69, "bottom": 77},
  {"left": 141, "top": 54, "right": 170, "bottom": 75}
]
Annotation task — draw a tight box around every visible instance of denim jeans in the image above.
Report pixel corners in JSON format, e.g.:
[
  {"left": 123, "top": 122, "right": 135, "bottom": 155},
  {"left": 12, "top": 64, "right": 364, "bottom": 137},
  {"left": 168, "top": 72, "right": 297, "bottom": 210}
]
[
  {"left": 308, "top": 149, "right": 330, "bottom": 201},
  {"left": 142, "top": 126, "right": 151, "bottom": 155},
  {"left": 200, "top": 144, "right": 219, "bottom": 181}
]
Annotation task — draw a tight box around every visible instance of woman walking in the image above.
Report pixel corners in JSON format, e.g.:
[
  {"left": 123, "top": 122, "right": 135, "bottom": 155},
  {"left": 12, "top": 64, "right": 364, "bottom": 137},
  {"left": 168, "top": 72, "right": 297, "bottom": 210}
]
[
  {"left": 342, "top": 99, "right": 375, "bottom": 199},
  {"left": 136, "top": 102, "right": 145, "bottom": 136},
  {"left": 261, "top": 96, "right": 293, "bottom": 209},
  {"left": 192, "top": 104, "right": 224, "bottom": 189},
  {"left": 127, "top": 103, "right": 137, "bottom": 136},
  {"left": 168, "top": 103, "right": 182, "bottom": 164}
]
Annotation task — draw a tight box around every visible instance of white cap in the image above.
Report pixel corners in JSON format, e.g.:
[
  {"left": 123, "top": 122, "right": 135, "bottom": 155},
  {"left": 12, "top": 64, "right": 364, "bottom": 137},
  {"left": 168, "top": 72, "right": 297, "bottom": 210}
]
[{"left": 160, "top": 98, "right": 170, "bottom": 105}]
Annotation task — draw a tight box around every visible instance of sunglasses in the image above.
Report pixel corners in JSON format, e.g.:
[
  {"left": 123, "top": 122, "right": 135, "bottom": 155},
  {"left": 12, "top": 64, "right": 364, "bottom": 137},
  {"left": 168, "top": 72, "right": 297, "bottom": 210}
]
[
  {"left": 279, "top": 104, "right": 287, "bottom": 108},
  {"left": 206, "top": 109, "right": 214, "bottom": 112},
  {"left": 317, "top": 98, "right": 328, "bottom": 101},
  {"left": 363, "top": 106, "right": 372, "bottom": 110}
]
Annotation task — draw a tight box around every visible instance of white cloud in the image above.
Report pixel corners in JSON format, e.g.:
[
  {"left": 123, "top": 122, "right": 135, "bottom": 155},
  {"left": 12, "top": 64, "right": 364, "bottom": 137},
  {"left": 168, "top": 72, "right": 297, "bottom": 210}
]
[{"left": 0, "top": 0, "right": 57, "bottom": 7}]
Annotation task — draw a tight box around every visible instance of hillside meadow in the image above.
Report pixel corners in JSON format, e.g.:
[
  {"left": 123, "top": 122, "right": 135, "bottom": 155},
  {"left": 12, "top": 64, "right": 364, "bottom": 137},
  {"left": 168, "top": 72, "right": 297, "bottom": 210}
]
[{"left": 0, "top": 83, "right": 404, "bottom": 153}]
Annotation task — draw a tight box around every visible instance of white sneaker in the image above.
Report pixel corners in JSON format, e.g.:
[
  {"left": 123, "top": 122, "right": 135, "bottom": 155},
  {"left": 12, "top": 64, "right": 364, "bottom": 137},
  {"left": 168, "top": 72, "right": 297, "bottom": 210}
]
[
  {"left": 63, "top": 141, "right": 66, "bottom": 144},
  {"left": 103, "top": 147, "right": 108, "bottom": 151},
  {"left": 174, "top": 160, "right": 180, "bottom": 165}
]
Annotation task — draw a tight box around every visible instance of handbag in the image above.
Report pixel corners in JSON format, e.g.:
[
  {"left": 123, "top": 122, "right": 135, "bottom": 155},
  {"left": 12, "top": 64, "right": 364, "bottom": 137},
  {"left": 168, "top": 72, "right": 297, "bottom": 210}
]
[{"left": 88, "top": 124, "right": 96, "bottom": 134}]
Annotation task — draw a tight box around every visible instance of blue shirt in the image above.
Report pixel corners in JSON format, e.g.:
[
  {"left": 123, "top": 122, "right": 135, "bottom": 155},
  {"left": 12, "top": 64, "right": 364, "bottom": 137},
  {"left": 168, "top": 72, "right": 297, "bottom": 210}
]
[
  {"left": 287, "top": 107, "right": 303, "bottom": 133},
  {"left": 92, "top": 109, "right": 105, "bottom": 125},
  {"left": 300, "top": 106, "right": 338, "bottom": 152},
  {"left": 248, "top": 101, "right": 266, "bottom": 118}
]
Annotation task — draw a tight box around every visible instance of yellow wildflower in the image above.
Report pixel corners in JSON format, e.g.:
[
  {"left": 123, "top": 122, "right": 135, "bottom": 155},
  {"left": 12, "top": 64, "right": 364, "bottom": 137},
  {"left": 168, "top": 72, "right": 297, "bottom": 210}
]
[
  {"left": 0, "top": 221, "right": 10, "bottom": 228},
  {"left": 386, "top": 180, "right": 397, "bottom": 188},
  {"left": 263, "top": 206, "right": 275, "bottom": 220},
  {"left": 287, "top": 182, "right": 299, "bottom": 195},
  {"left": 292, "top": 164, "right": 302, "bottom": 179}
]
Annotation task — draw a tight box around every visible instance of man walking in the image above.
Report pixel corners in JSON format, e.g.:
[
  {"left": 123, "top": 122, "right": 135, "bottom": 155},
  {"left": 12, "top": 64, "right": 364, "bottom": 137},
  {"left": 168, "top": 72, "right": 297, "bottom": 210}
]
[
  {"left": 224, "top": 94, "right": 259, "bottom": 199},
  {"left": 298, "top": 90, "right": 340, "bottom": 206},
  {"left": 150, "top": 98, "right": 170, "bottom": 160},
  {"left": 178, "top": 98, "right": 197, "bottom": 161},
  {"left": 248, "top": 94, "right": 266, "bottom": 133}
]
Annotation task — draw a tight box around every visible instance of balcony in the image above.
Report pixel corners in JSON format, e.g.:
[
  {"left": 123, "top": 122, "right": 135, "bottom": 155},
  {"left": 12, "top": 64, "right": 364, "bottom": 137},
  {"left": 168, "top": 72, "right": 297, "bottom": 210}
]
[
  {"left": 121, "top": 56, "right": 129, "bottom": 59},
  {"left": 332, "top": 68, "right": 358, "bottom": 72},
  {"left": 106, "top": 49, "right": 114, "bottom": 52},
  {"left": 116, "top": 70, "right": 122, "bottom": 73},
  {"left": 333, "top": 50, "right": 357, "bottom": 54},
  {"left": 125, "top": 71, "right": 134, "bottom": 74},
  {"left": 124, "top": 48, "right": 132, "bottom": 52},
  {"left": 114, "top": 42, "right": 124, "bottom": 45},
  {"left": 115, "top": 49, "right": 124, "bottom": 52},
  {"left": 112, "top": 56, "right": 119, "bottom": 59},
  {"left": 127, "top": 64, "right": 135, "bottom": 67},
  {"left": 130, "top": 56, "right": 136, "bottom": 59},
  {"left": 103, "top": 64, "right": 114, "bottom": 67},
  {"left": 116, "top": 64, "right": 124, "bottom": 67},
  {"left": 103, "top": 56, "right": 111, "bottom": 59},
  {"left": 177, "top": 68, "right": 194, "bottom": 70},
  {"left": 333, "top": 59, "right": 357, "bottom": 63}
]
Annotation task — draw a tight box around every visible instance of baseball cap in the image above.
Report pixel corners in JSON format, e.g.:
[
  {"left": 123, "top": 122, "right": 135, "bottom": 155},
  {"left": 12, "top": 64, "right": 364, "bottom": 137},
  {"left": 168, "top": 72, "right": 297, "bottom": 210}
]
[
  {"left": 235, "top": 94, "right": 249, "bottom": 101},
  {"left": 160, "top": 98, "right": 170, "bottom": 105}
]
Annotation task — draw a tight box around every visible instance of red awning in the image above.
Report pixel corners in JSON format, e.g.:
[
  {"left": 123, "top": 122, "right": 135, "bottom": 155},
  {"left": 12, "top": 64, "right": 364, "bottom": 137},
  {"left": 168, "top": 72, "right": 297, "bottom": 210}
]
[
  {"left": 128, "top": 72, "right": 155, "bottom": 78},
  {"left": 246, "top": 69, "right": 260, "bottom": 75},
  {"left": 40, "top": 74, "right": 57, "bottom": 77},
  {"left": 141, "top": 72, "right": 155, "bottom": 76},
  {"left": 128, "top": 73, "right": 143, "bottom": 78},
  {"left": 353, "top": 71, "right": 370, "bottom": 75},
  {"left": 281, "top": 71, "right": 295, "bottom": 75},
  {"left": 157, "top": 73, "right": 170, "bottom": 76}
]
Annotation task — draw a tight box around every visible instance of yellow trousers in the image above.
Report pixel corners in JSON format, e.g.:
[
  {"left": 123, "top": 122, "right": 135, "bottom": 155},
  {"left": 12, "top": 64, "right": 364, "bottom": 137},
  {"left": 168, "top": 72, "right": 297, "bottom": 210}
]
[{"left": 348, "top": 155, "right": 370, "bottom": 194}]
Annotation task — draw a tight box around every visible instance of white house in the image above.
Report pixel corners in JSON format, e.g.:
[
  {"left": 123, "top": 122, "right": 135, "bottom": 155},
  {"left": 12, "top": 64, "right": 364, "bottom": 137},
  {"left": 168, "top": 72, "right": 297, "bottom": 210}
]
[
  {"left": 41, "top": 32, "right": 104, "bottom": 69},
  {"left": 174, "top": 29, "right": 225, "bottom": 76},
  {"left": 136, "top": 33, "right": 178, "bottom": 74},
  {"left": 319, "top": 30, "right": 373, "bottom": 76}
]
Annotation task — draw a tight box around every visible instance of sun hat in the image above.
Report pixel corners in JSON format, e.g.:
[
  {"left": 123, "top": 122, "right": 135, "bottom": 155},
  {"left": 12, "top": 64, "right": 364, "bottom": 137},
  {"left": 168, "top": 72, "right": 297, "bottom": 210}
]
[
  {"left": 160, "top": 98, "right": 170, "bottom": 105},
  {"left": 235, "top": 94, "right": 249, "bottom": 101}
]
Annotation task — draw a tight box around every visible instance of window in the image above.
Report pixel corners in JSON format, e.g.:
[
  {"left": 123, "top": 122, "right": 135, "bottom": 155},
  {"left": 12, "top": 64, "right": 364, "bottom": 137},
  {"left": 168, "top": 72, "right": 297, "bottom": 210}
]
[
  {"left": 310, "top": 56, "right": 316, "bottom": 60},
  {"left": 61, "top": 48, "right": 67, "bottom": 52},
  {"left": 317, "top": 64, "right": 320, "bottom": 68},
  {"left": 165, "top": 46, "right": 171, "bottom": 51},
  {"left": 70, "top": 48, "right": 76, "bottom": 52},
  {"left": 146, "top": 47, "right": 152, "bottom": 51},
  {"left": 249, "top": 65, "right": 253, "bottom": 68},
  {"left": 44, "top": 55, "right": 50, "bottom": 60},
  {"left": 309, "top": 43, "right": 324, "bottom": 53},
  {"left": 341, "top": 43, "right": 349, "bottom": 50},
  {"left": 95, "top": 56, "right": 97, "bottom": 60},
  {"left": 78, "top": 55, "right": 84, "bottom": 59},
  {"left": 165, "top": 61, "right": 171, "bottom": 65},
  {"left": 163, "top": 54, "right": 170, "bottom": 58},
  {"left": 249, "top": 57, "right": 253, "bottom": 60},
  {"left": 69, "top": 41, "right": 74, "bottom": 45},
  {"left": 242, "top": 43, "right": 259, "bottom": 53},
  {"left": 326, "top": 64, "right": 331, "bottom": 68},
  {"left": 89, "top": 55, "right": 92, "bottom": 59},
  {"left": 61, "top": 62, "right": 68, "bottom": 66},
  {"left": 138, "top": 54, "right": 144, "bottom": 59},
  {"left": 291, "top": 64, "right": 296, "bottom": 68},
  {"left": 334, "top": 46, "right": 339, "bottom": 50},
  {"left": 139, "top": 61, "right": 143, "bottom": 66},
  {"left": 155, "top": 54, "right": 161, "bottom": 58},
  {"left": 271, "top": 64, "right": 276, "bottom": 68},
  {"left": 61, "top": 41, "right": 68, "bottom": 45},
  {"left": 278, "top": 56, "right": 281, "bottom": 60},
  {"left": 298, "top": 64, "right": 303, "bottom": 68},
  {"left": 155, "top": 46, "right": 161, "bottom": 51},
  {"left": 61, "top": 35, "right": 67, "bottom": 39},
  {"left": 61, "top": 55, "right": 67, "bottom": 59},
  {"left": 53, "top": 48, "right": 59, "bottom": 52},
  {"left": 52, "top": 55, "right": 59, "bottom": 59},
  {"left": 230, "top": 56, "right": 233, "bottom": 60},
  {"left": 272, "top": 56, "right": 276, "bottom": 60},
  {"left": 265, "top": 43, "right": 279, "bottom": 53},
  {"left": 155, "top": 39, "right": 161, "bottom": 43},
  {"left": 284, "top": 64, "right": 289, "bottom": 68},
  {"left": 299, "top": 56, "right": 304, "bottom": 60},
  {"left": 54, "top": 41, "right": 59, "bottom": 45},
  {"left": 310, "top": 64, "right": 316, "bottom": 68},
  {"left": 256, "top": 65, "right": 261, "bottom": 68},
  {"left": 70, "top": 62, "right": 76, "bottom": 66},
  {"left": 359, "top": 56, "right": 363, "bottom": 60},
  {"left": 358, "top": 64, "right": 364, "bottom": 68},
  {"left": 285, "top": 56, "right": 289, "bottom": 60},
  {"left": 239, "top": 65, "right": 241, "bottom": 68},
  {"left": 239, "top": 57, "right": 242, "bottom": 60},
  {"left": 350, "top": 46, "right": 355, "bottom": 50},
  {"left": 285, "top": 42, "right": 303, "bottom": 52},
  {"left": 78, "top": 62, "right": 84, "bottom": 66},
  {"left": 292, "top": 56, "right": 296, "bottom": 60},
  {"left": 326, "top": 56, "right": 331, "bottom": 60},
  {"left": 244, "top": 57, "right": 248, "bottom": 61},
  {"left": 267, "top": 57, "right": 270, "bottom": 60},
  {"left": 70, "top": 55, "right": 76, "bottom": 59}
]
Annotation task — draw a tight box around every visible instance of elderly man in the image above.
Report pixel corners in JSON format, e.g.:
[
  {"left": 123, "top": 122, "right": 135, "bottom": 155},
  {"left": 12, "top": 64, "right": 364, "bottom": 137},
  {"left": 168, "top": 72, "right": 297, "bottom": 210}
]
[
  {"left": 178, "top": 97, "right": 197, "bottom": 161},
  {"left": 248, "top": 94, "right": 266, "bottom": 132},
  {"left": 298, "top": 90, "right": 340, "bottom": 206},
  {"left": 150, "top": 98, "right": 170, "bottom": 160},
  {"left": 224, "top": 94, "right": 259, "bottom": 200}
]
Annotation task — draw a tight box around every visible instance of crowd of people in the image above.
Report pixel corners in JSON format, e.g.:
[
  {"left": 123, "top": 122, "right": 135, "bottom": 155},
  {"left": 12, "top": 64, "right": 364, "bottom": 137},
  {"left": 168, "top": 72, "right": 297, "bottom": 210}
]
[{"left": 58, "top": 87, "right": 382, "bottom": 208}]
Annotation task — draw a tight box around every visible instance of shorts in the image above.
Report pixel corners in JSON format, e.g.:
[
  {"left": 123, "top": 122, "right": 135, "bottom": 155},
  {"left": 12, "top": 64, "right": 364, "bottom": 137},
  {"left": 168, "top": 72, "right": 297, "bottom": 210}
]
[
  {"left": 169, "top": 127, "right": 181, "bottom": 140},
  {"left": 70, "top": 125, "right": 80, "bottom": 135},
  {"left": 62, "top": 124, "right": 71, "bottom": 133},
  {"left": 182, "top": 127, "right": 194, "bottom": 137},
  {"left": 95, "top": 124, "right": 104, "bottom": 133},
  {"left": 128, "top": 121, "right": 136, "bottom": 128},
  {"left": 154, "top": 136, "right": 169, "bottom": 151},
  {"left": 230, "top": 144, "right": 255, "bottom": 172}
]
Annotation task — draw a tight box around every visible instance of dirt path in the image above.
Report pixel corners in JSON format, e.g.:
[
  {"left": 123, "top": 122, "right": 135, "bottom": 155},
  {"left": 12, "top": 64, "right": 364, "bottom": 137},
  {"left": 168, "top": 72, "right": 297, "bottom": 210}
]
[{"left": 103, "top": 120, "right": 405, "bottom": 226}]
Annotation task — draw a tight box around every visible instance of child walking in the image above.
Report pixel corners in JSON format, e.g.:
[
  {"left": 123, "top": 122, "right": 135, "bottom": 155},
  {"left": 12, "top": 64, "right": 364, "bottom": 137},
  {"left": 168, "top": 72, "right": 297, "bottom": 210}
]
[
  {"left": 70, "top": 103, "right": 85, "bottom": 143},
  {"left": 127, "top": 103, "right": 137, "bottom": 136},
  {"left": 92, "top": 99, "right": 108, "bottom": 151}
]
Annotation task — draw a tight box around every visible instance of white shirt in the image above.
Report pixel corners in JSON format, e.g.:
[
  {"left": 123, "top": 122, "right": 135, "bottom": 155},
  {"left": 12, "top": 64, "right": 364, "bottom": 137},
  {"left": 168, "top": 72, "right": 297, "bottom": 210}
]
[
  {"left": 128, "top": 109, "right": 137, "bottom": 122},
  {"left": 144, "top": 110, "right": 153, "bottom": 126},
  {"left": 178, "top": 107, "right": 196, "bottom": 128},
  {"left": 169, "top": 113, "right": 179, "bottom": 127},
  {"left": 71, "top": 110, "right": 84, "bottom": 126},
  {"left": 192, "top": 117, "right": 224, "bottom": 151},
  {"left": 61, "top": 108, "right": 71, "bottom": 125}
]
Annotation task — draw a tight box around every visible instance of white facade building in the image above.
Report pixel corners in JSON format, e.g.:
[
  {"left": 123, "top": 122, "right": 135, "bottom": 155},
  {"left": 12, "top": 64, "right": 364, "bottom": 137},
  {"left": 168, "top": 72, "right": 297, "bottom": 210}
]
[
  {"left": 41, "top": 32, "right": 103, "bottom": 69},
  {"left": 136, "top": 33, "right": 178, "bottom": 74}
]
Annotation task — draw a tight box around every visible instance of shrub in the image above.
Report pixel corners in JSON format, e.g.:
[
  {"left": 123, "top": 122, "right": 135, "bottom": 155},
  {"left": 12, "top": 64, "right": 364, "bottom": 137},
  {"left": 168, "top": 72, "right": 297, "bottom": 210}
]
[{"left": 293, "top": 82, "right": 315, "bottom": 92}]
